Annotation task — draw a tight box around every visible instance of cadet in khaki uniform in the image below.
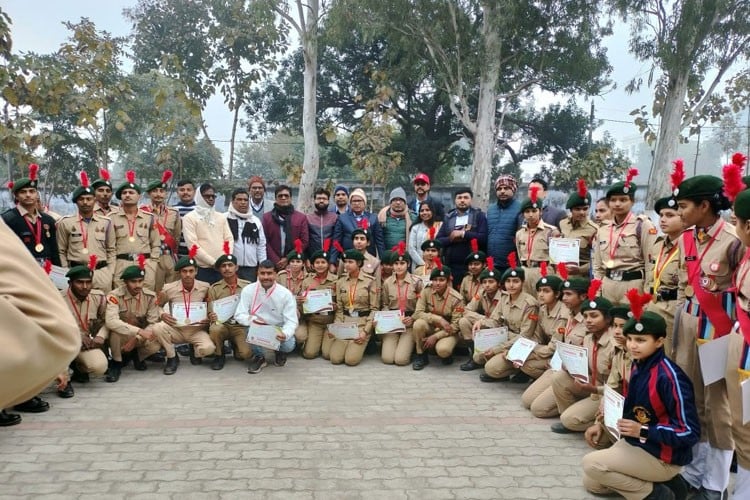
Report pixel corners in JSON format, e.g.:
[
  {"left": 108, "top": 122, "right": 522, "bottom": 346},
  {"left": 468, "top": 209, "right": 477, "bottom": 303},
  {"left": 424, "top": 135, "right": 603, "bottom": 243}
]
[
  {"left": 472, "top": 256, "right": 539, "bottom": 382},
  {"left": 277, "top": 240, "right": 307, "bottom": 296},
  {"left": 459, "top": 239, "right": 485, "bottom": 303},
  {"left": 551, "top": 282, "right": 616, "bottom": 434},
  {"left": 378, "top": 245, "right": 422, "bottom": 366},
  {"left": 297, "top": 242, "right": 337, "bottom": 360},
  {"left": 207, "top": 244, "right": 251, "bottom": 370},
  {"left": 412, "top": 260, "right": 464, "bottom": 370},
  {"left": 559, "top": 180, "right": 598, "bottom": 278},
  {"left": 413, "top": 236, "right": 441, "bottom": 286},
  {"left": 152, "top": 248, "right": 214, "bottom": 374},
  {"left": 111, "top": 171, "right": 161, "bottom": 291},
  {"left": 329, "top": 249, "right": 378, "bottom": 366},
  {"left": 59, "top": 258, "right": 109, "bottom": 397},
  {"left": 57, "top": 172, "right": 116, "bottom": 293},
  {"left": 338, "top": 228, "right": 381, "bottom": 290},
  {"left": 142, "top": 170, "right": 182, "bottom": 293},
  {"left": 522, "top": 275, "right": 589, "bottom": 418},
  {"left": 103, "top": 258, "right": 163, "bottom": 382},
  {"left": 592, "top": 169, "right": 657, "bottom": 302},
  {"left": 92, "top": 168, "right": 116, "bottom": 217},
  {"left": 644, "top": 196, "right": 682, "bottom": 358},
  {"left": 459, "top": 257, "right": 502, "bottom": 371},
  {"left": 673, "top": 172, "right": 742, "bottom": 497},
  {"left": 516, "top": 189, "right": 560, "bottom": 295}
]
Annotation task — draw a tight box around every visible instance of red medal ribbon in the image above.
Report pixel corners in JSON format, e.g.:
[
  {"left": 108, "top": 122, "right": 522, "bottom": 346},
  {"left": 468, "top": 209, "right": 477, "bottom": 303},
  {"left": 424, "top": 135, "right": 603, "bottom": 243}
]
[
  {"left": 24, "top": 214, "right": 43, "bottom": 249},
  {"left": 607, "top": 212, "right": 632, "bottom": 262},
  {"left": 250, "top": 283, "right": 276, "bottom": 318},
  {"left": 67, "top": 290, "right": 90, "bottom": 333}
]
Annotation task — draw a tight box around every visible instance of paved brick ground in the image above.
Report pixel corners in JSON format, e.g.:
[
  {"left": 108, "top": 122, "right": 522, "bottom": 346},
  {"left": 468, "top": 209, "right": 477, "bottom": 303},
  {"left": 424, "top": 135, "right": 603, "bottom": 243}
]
[{"left": 0, "top": 352, "right": 600, "bottom": 499}]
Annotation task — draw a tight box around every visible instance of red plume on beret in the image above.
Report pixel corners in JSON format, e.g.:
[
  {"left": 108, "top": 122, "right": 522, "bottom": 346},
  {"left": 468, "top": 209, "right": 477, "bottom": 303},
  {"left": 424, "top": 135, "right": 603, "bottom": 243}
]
[
  {"left": 333, "top": 241, "right": 344, "bottom": 254},
  {"left": 470, "top": 238, "right": 478, "bottom": 253},
  {"left": 99, "top": 168, "right": 111, "bottom": 181},
  {"left": 28, "top": 163, "right": 39, "bottom": 181},
  {"left": 6, "top": 181, "right": 13, "bottom": 190},
  {"left": 577, "top": 179, "right": 587, "bottom": 199},
  {"left": 508, "top": 251, "right": 518, "bottom": 270},
  {"left": 529, "top": 185, "right": 540, "bottom": 205},
  {"left": 137, "top": 254, "right": 146, "bottom": 270},
  {"left": 486, "top": 256, "right": 494, "bottom": 271},
  {"left": 540, "top": 261, "right": 548, "bottom": 278},
  {"left": 188, "top": 245, "right": 198, "bottom": 260},
  {"left": 625, "top": 288, "right": 653, "bottom": 321},
  {"left": 556, "top": 262, "right": 568, "bottom": 281},
  {"left": 670, "top": 159, "right": 685, "bottom": 194},
  {"left": 79, "top": 171, "right": 90, "bottom": 188},
  {"left": 294, "top": 238, "right": 303, "bottom": 254},
  {"left": 433, "top": 257, "right": 443, "bottom": 270},
  {"left": 723, "top": 160, "right": 746, "bottom": 203},
  {"left": 223, "top": 240, "right": 231, "bottom": 256},
  {"left": 625, "top": 168, "right": 638, "bottom": 190},
  {"left": 397, "top": 240, "right": 406, "bottom": 256},
  {"left": 733, "top": 152, "right": 748, "bottom": 169},
  {"left": 161, "top": 169, "right": 173, "bottom": 185},
  {"left": 88, "top": 255, "right": 98, "bottom": 272},
  {"left": 43, "top": 259, "right": 52, "bottom": 275},
  {"left": 323, "top": 239, "right": 331, "bottom": 252},
  {"left": 126, "top": 170, "right": 136, "bottom": 184},
  {"left": 428, "top": 226, "right": 436, "bottom": 240},
  {"left": 587, "top": 278, "right": 602, "bottom": 301}
]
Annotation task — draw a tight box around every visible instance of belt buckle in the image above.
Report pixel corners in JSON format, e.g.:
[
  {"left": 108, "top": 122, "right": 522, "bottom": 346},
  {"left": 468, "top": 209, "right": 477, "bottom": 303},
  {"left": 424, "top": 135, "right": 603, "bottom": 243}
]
[
  {"left": 350, "top": 311, "right": 359, "bottom": 318},
  {"left": 129, "top": 253, "right": 139, "bottom": 261},
  {"left": 319, "top": 311, "right": 329, "bottom": 316},
  {"left": 610, "top": 271, "right": 623, "bottom": 281}
]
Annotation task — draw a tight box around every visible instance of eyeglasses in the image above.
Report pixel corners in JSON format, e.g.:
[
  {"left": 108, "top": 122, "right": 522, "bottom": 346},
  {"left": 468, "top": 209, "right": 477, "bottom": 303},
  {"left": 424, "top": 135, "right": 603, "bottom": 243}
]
[
  {"left": 277, "top": 194, "right": 290, "bottom": 199},
  {"left": 203, "top": 194, "right": 216, "bottom": 199},
  {"left": 250, "top": 186, "right": 264, "bottom": 190}
]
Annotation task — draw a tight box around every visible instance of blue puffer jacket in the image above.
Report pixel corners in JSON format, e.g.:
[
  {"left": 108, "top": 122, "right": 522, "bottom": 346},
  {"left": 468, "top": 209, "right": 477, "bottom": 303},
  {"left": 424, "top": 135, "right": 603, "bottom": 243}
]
[{"left": 486, "top": 199, "right": 521, "bottom": 269}]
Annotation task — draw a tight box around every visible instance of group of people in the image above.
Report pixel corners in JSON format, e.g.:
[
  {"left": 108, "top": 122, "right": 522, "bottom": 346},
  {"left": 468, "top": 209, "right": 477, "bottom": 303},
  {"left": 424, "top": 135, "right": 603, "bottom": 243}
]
[{"left": 3, "top": 154, "right": 750, "bottom": 500}]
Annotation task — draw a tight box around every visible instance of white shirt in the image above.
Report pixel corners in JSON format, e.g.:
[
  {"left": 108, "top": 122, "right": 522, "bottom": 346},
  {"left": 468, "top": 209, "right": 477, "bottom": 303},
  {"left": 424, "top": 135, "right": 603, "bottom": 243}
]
[
  {"left": 225, "top": 211, "right": 267, "bottom": 267},
  {"left": 234, "top": 281, "right": 298, "bottom": 340}
]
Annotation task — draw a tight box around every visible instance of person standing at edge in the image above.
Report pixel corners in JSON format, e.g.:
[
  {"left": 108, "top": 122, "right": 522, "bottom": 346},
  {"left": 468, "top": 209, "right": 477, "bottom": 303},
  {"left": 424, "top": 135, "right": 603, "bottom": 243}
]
[
  {"left": 226, "top": 188, "right": 267, "bottom": 282},
  {"left": 559, "top": 179, "right": 598, "bottom": 278},
  {"left": 486, "top": 175, "right": 521, "bottom": 276},
  {"left": 437, "top": 188, "right": 487, "bottom": 287},
  {"left": 262, "top": 185, "right": 309, "bottom": 272},
  {"left": 408, "top": 173, "right": 445, "bottom": 221},
  {"left": 142, "top": 170, "right": 182, "bottom": 293}
]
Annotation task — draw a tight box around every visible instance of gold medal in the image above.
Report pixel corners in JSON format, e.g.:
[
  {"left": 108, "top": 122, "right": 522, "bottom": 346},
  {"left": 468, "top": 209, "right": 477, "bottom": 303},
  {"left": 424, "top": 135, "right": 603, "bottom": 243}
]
[
  {"left": 81, "top": 248, "right": 89, "bottom": 254},
  {"left": 605, "top": 259, "right": 615, "bottom": 269},
  {"left": 183, "top": 318, "right": 191, "bottom": 325},
  {"left": 128, "top": 236, "right": 135, "bottom": 242},
  {"left": 159, "top": 234, "right": 165, "bottom": 241},
  {"left": 34, "top": 243, "right": 44, "bottom": 252},
  {"left": 685, "top": 285, "right": 694, "bottom": 297}
]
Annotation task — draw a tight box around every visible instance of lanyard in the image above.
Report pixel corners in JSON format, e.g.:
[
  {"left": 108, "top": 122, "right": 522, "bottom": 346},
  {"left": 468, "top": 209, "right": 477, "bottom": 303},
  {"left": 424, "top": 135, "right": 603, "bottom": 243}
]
[
  {"left": 225, "top": 279, "right": 238, "bottom": 297},
  {"left": 607, "top": 212, "right": 632, "bottom": 261},
  {"left": 591, "top": 340, "right": 599, "bottom": 384},
  {"left": 181, "top": 289, "right": 193, "bottom": 320},
  {"left": 468, "top": 279, "right": 481, "bottom": 300},
  {"left": 348, "top": 278, "right": 359, "bottom": 310},
  {"left": 24, "top": 214, "right": 43, "bottom": 248},
  {"left": 287, "top": 272, "right": 304, "bottom": 294},
  {"left": 303, "top": 274, "right": 326, "bottom": 297},
  {"left": 652, "top": 240, "right": 679, "bottom": 297},
  {"left": 525, "top": 226, "right": 538, "bottom": 263},
  {"left": 126, "top": 214, "right": 137, "bottom": 240},
  {"left": 67, "top": 290, "right": 90, "bottom": 332},
  {"left": 78, "top": 217, "right": 90, "bottom": 252},
  {"left": 126, "top": 291, "right": 142, "bottom": 316},
  {"left": 430, "top": 289, "right": 449, "bottom": 317},
  {"left": 396, "top": 277, "right": 409, "bottom": 314},
  {"left": 687, "top": 221, "right": 725, "bottom": 284},
  {"left": 621, "top": 355, "right": 629, "bottom": 397},
  {"left": 564, "top": 315, "right": 578, "bottom": 341},
  {"left": 250, "top": 283, "right": 276, "bottom": 317}
]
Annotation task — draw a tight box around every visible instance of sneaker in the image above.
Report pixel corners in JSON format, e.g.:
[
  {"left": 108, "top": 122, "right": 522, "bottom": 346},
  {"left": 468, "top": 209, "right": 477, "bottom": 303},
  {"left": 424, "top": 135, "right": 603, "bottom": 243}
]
[
  {"left": 248, "top": 356, "right": 267, "bottom": 374},
  {"left": 274, "top": 350, "right": 287, "bottom": 367}
]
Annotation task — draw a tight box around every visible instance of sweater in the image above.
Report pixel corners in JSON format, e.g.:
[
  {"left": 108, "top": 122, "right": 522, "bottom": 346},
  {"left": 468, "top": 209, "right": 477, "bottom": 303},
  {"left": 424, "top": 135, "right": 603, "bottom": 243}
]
[
  {"left": 486, "top": 199, "right": 521, "bottom": 269},
  {"left": 261, "top": 208, "right": 309, "bottom": 264}
]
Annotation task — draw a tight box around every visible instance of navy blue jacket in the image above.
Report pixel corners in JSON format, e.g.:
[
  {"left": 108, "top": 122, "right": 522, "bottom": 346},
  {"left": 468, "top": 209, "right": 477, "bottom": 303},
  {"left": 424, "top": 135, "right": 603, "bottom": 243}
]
[
  {"left": 330, "top": 210, "right": 385, "bottom": 262},
  {"left": 623, "top": 348, "right": 700, "bottom": 466},
  {"left": 436, "top": 207, "right": 487, "bottom": 268},
  {"left": 486, "top": 199, "right": 521, "bottom": 269}
]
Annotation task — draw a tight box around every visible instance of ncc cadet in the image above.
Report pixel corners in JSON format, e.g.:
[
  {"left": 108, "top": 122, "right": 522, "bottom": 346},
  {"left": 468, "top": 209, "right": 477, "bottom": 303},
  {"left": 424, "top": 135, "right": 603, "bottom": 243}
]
[
  {"left": 339, "top": 223, "right": 382, "bottom": 289},
  {"left": 411, "top": 259, "right": 465, "bottom": 370},
  {"left": 277, "top": 239, "right": 307, "bottom": 296},
  {"left": 207, "top": 243, "right": 252, "bottom": 370},
  {"left": 472, "top": 253, "right": 539, "bottom": 383},
  {"left": 297, "top": 240, "right": 337, "bottom": 360},
  {"left": 672, "top": 164, "right": 743, "bottom": 499},
  {"left": 57, "top": 172, "right": 116, "bottom": 293},
  {"left": 92, "top": 168, "right": 116, "bottom": 217},
  {"left": 142, "top": 170, "right": 182, "bottom": 293},
  {"left": 521, "top": 274, "right": 590, "bottom": 419},
  {"left": 551, "top": 280, "right": 615, "bottom": 434},
  {"left": 559, "top": 179, "right": 598, "bottom": 277},
  {"left": 152, "top": 246, "right": 214, "bottom": 374},
  {"left": 645, "top": 194, "right": 683, "bottom": 357},
  {"left": 459, "top": 239, "right": 485, "bottom": 304},
  {"left": 458, "top": 257, "right": 502, "bottom": 371},
  {"left": 110, "top": 171, "right": 161, "bottom": 291},
  {"left": 379, "top": 249, "right": 395, "bottom": 283},
  {"left": 516, "top": 186, "right": 560, "bottom": 295},
  {"left": 104, "top": 257, "right": 163, "bottom": 383},
  {"left": 2, "top": 163, "right": 61, "bottom": 266},
  {"left": 60, "top": 257, "right": 109, "bottom": 396},
  {"left": 378, "top": 243, "right": 421, "bottom": 366},
  {"left": 592, "top": 168, "right": 657, "bottom": 302},
  {"left": 328, "top": 249, "right": 378, "bottom": 366},
  {"left": 413, "top": 226, "right": 441, "bottom": 281}
]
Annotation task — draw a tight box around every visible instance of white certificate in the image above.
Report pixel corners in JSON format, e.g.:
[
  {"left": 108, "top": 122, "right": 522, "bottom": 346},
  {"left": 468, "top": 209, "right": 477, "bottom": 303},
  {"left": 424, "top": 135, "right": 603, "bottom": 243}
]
[
  {"left": 374, "top": 310, "right": 406, "bottom": 334},
  {"left": 302, "top": 289, "right": 334, "bottom": 314},
  {"left": 549, "top": 238, "right": 580, "bottom": 265},
  {"left": 474, "top": 327, "right": 509, "bottom": 354},
  {"left": 603, "top": 386, "right": 625, "bottom": 440},
  {"left": 212, "top": 295, "right": 240, "bottom": 323},
  {"left": 454, "top": 214, "right": 469, "bottom": 227},
  {"left": 49, "top": 265, "right": 69, "bottom": 290},
  {"left": 328, "top": 322, "right": 360, "bottom": 340},
  {"left": 698, "top": 333, "right": 732, "bottom": 385},
  {"left": 557, "top": 342, "right": 589, "bottom": 383},
  {"left": 506, "top": 337, "right": 537, "bottom": 365},
  {"left": 171, "top": 301, "right": 208, "bottom": 326},
  {"left": 549, "top": 348, "right": 563, "bottom": 371},
  {"left": 245, "top": 323, "right": 281, "bottom": 350}
]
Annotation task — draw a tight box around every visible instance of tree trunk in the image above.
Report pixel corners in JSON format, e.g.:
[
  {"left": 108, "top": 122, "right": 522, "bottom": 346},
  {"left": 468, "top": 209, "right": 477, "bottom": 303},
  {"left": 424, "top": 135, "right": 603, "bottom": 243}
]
[
  {"left": 645, "top": 70, "right": 690, "bottom": 210},
  {"left": 295, "top": 1, "right": 320, "bottom": 214},
  {"left": 228, "top": 94, "right": 240, "bottom": 181}
]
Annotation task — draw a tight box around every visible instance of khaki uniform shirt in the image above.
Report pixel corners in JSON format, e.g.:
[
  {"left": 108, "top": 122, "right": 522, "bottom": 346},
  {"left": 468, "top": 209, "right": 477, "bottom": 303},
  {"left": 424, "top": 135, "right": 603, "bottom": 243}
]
[
  {"left": 459, "top": 273, "right": 483, "bottom": 305},
  {"left": 534, "top": 299, "right": 569, "bottom": 345},
  {"left": 207, "top": 278, "right": 251, "bottom": 303},
  {"left": 413, "top": 285, "right": 464, "bottom": 333},
  {"left": 381, "top": 273, "right": 422, "bottom": 313},
  {"left": 584, "top": 331, "right": 615, "bottom": 388},
  {"left": 537, "top": 309, "right": 587, "bottom": 358},
  {"left": 299, "top": 272, "right": 338, "bottom": 317},
  {"left": 516, "top": 222, "right": 560, "bottom": 265},
  {"left": 645, "top": 236, "right": 681, "bottom": 295},
  {"left": 110, "top": 208, "right": 161, "bottom": 258},
  {"left": 484, "top": 291, "right": 539, "bottom": 351},
  {"left": 105, "top": 286, "right": 160, "bottom": 337},
  {"left": 57, "top": 214, "right": 116, "bottom": 267},
  {"left": 335, "top": 272, "right": 379, "bottom": 331},
  {"left": 601, "top": 345, "right": 632, "bottom": 395},
  {"left": 338, "top": 253, "right": 382, "bottom": 290},
  {"left": 157, "top": 280, "right": 211, "bottom": 333},
  {"left": 593, "top": 213, "right": 657, "bottom": 279},
  {"left": 465, "top": 289, "right": 502, "bottom": 317},
  {"left": 142, "top": 204, "right": 182, "bottom": 257},
  {"left": 277, "top": 270, "right": 307, "bottom": 296},
  {"left": 94, "top": 202, "right": 116, "bottom": 217},
  {"left": 559, "top": 217, "right": 598, "bottom": 273},
  {"left": 61, "top": 288, "right": 107, "bottom": 338}
]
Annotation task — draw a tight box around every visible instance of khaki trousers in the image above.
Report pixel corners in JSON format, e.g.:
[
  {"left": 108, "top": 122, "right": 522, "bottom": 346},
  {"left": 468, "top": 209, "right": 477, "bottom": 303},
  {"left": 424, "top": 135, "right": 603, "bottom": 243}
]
[
  {"left": 646, "top": 299, "right": 678, "bottom": 358},
  {"left": 560, "top": 395, "right": 600, "bottom": 432},
  {"left": 413, "top": 319, "right": 458, "bottom": 358},
  {"left": 582, "top": 439, "right": 682, "bottom": 500},
  {"left": 297, "top": 314, "right": 334, "bottom": 359},
  {"left": 726, "top": 331, "right": 750, "bottom": 469},
  {"left": 92, "top": 266, "right": 114, "bottom": 294},
  {"left": 209, "top": 322, "right": 252, "bottom": 360},
  {"left": 113, "top": 258, "right": 157, "bottom": 291},
  {"left": 329, "top": 318, "right": 370, "bottom": 366},
  {"left": 380, "top": 329, "right": 414, "bottom": 366},
  {"left": 459, "top": 312, "right": 484, "bottom": 341},
  {"left": 522, "top": 267, "right": 541, "bottom": 296},
  {"left": 522, "top": 370, "right": 559, "bottom": 418},
  {"left": 109, "top": 331, "right": 164, "bottom": 362},
  {"left": 152, "top": 253, "right": 177, "bottom": 293},
  {"left": 552, "top": 369, "right": 591, "bottom": 415},
  {"left": 152, "top": 323, "right": 214, "bottom": 359},
  {"left": 75, "top": 348, "right": 108, "bottom": 376},
  {"left": 601, "top": 277, "right": 644, "bottom": 305}
]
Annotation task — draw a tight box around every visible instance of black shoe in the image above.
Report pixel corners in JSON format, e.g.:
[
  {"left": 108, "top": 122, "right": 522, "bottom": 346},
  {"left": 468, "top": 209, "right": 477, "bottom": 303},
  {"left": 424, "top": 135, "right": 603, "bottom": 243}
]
[
  {"left": 14, "top": 396, "right": 50, "bottom": 413},
  {"left": 175, "top": 344, "right": 191, "bottom": 357},
  {"left": 223, "top": 341, "right": 234, "bottom": 356},
  {"left": 479, "top": 372, "right": 506, "bottom": 382},
  {"left": 146, "top": 351, "right": 165, "bottom": 363},
  {"left": 274, "top": 350, "right": 287, "bottom": 367},
  {"left": 691, "top": 487, "right": 727, "bottom": 500},
  {"left": 70, "top": 363, "right": 90, "bottom": 383},
  {"left": 247, "top": 356, "right": 267, "bottom": 374},
  {"left": 105, "top": 360, "right": 122, "bottom": 383},
  {"left": 211, "top": 354, "right": 225, "bottom": 371},
  {"left": 57, "top": 382, "right": 74, "bottom": 399},
  {"left": 550, "top": 422, "right": 574, "bottom": 434},
  {"left": 188, "top": 344, "right": 202, "bottom": 365},
  {"left": 441, "top": 355, "right": 454, "bottom": 366},
  {"left": 132, "top": 351, "right": 148, "bottom": 371},
  {"left": 164, "top": 355, "right": 179, "bottom": 375},
  {"left": 412, "top": 353, "right": 429, "bottom": 371},
  {"left": 663, "top": 475, "right": 689, "bottom": 500},
  {"left": 510, "top": 371, "right": 532, "bottom": 384},
  {"left": 0, "top": 410, "right": 21, "bottom": 427},
  {"left": 460, "top": 358, "right": 481, "bottom": 371},
  {"left": 645, "top": 483, "right": 675, "bottom": 500}
]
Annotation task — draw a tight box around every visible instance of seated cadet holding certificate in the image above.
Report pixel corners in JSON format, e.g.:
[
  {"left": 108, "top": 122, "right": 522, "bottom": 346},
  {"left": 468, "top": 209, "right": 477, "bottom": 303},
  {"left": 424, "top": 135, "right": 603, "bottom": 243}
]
[
  {"left": 582, "top": 303, "right": 699, "bottom": 500},
  {"left": 378, "top": 242, "right": 422, "bottom": 366},
  {"left": 297, "top": 240, "right": 337, "bottom": 360},
  {"left": 459, "top": 239, "right": 485, "bottom": 304},
  {"left": 338, "top": 223, "right": 381, "bottom": 290},
  {"left": 276, "top": 239, "right": 307, "bottom": 296},
  {"left": 551, "top": 279, "right": 615, "bottom": 434},
  {"left": 207, "top": 243, "right": 251, "bottom": 370},
  {"left": 151, "top": 246, "right": 214, "bottom": 375},
  {"left": 459, "top": 257, "right": 503, "bottom": 371},
  {"left": 235, "top": 260, "right": 298, "bottom": 374}
]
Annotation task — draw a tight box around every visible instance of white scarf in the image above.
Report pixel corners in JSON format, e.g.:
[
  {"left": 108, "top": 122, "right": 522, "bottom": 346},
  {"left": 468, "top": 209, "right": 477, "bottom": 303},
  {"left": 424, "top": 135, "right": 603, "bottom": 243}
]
[{"left": 193, "top": 188, "right": 216, "bottom": 226}]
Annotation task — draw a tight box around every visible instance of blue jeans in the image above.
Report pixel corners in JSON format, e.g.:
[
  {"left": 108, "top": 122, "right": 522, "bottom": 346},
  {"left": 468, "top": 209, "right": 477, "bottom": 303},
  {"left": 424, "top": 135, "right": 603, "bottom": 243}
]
[{"left": 251, "top": 335, "right": 296, "bottom": 359}]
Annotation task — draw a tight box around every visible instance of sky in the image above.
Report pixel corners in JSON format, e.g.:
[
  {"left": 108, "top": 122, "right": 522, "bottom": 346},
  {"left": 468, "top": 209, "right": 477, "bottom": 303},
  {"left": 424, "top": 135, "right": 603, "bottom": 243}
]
[{"left": 3, "top": 1, "right": 656, "bottom": 179}]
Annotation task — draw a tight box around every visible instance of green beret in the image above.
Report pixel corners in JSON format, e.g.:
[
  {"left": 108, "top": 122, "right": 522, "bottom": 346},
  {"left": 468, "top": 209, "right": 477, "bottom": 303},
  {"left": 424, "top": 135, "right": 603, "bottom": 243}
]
[
  {"left": 606, "top": 181, "right": 636, "bottom": 199},
  {"left": 500, "top": 266, "right": 525, "bottom": 282},
  {"left": 479, "top": 267, "right": 500, "bottom": 281},
  {"left": 11, "top": 177, "right": 37, "bottom": 194},
  {"left": 351, "top": 228, "right": 372, "bottom": 241},
  {"left": 520, "top": 197, "right": 542, "bottom": 212},
  {"left": 674, "top": 175, "right": 723, "bottom": 202},
  {"left": 381, "top": 250, "right": 394, "bottom": 264},
  {"left": 464, "top": 250, "right": 487, "bottom": 264},
  {"left": 214, "top": 253, "right": 237, "bottom": 268},
  {"left": 654, "top": 196, "right": 678, "bottom": 213},
  {"left": 581, "top": 296, "right": 613, "bottom": 315},
  {"left": 72, "top": 185, "right": 95, "bottom": 202},
  {"left": 286, "top": 249, "right": 305, "bottom": 261},
  {"left": 734, "top": 189, "right": 750, "bottom": 221},
  {"left": 390, "top": 251, "right": 410, "bottom": 264},
  {"left": 115, "top": 181, "right": 142, "bottom": 199},
  {"left": 121, "top": 265, "right": 145, "bottom": 281},
  {"left": 310, "top": 249, "right": 331, "bottom": 262},
  {"left": 430, "top": 264, "right": 452, "bottom": 280},
  {"left": 342, "top": 249, "right": 365, "bottom": 262},
  {"left": 623, "top": 311, "right": 667, "bottom": 338},
  {"left": 91, "top": 178, "right": 111, "bottom": 189},
  {"left": 561, "top": 277, "right": 590, "bottom": 293},
  {"left": 536, "top": 275, "right": 563, "bottom": 291},
  {"left": 421, "top": 238, "right": 442, "bottom": 250},
  {"left": 610, "top": 305, "right": 631, "bottom": 321},
  {"left": 174, "top": 255, "right": 198, "bottom": 271},
  {"left": 566, "top": 191, "right": 592, "bottom": 209},
  {"left": 66, "top": 265, "right": 93, "bottom": 281}
]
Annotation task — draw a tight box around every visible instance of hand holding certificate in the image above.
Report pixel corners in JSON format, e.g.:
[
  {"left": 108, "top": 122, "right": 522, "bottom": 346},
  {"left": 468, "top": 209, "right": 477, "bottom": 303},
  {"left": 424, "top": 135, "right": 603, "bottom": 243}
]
[
  {"left": 549, "top": 238, "right": 580, "bottom": 265},
  {"left": 603, "top": 386, "right": 625, "bottom": 440},
  {"left": 302, "top": 289, "right": 334, "bottom": 314},
  {"left": 473, "top": 327, "right": 508, "bottom": 354},
  {"left": 557, "top": 342, "right": 589, "bottom": 383},
  {"left": 246, "top": 323, "right": 282, "bottom": 350},
  {"left": 374, "top": 311, "right": 406, "bottom": 334},
  {"left": 171, "top": 302, "right": 208, "bottom": 326},
  {"left": 328, "top": 322, "right": 360, "bottom": 340},
  {"left": 212, "top": 295, "right": 240, "bottom": 323},
  {"left": 505, "top": 337, "right": 537, "bottom": 366},
  {"left": 49, "top": 265, "right": 69, "bottom": 290}
]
